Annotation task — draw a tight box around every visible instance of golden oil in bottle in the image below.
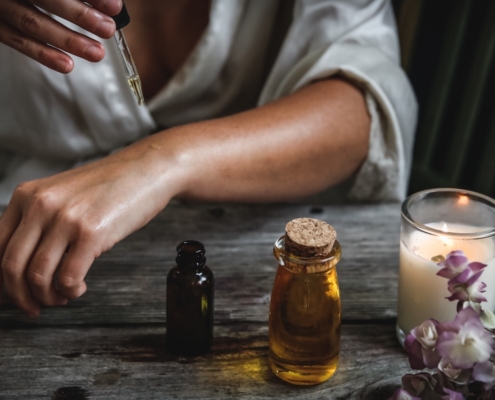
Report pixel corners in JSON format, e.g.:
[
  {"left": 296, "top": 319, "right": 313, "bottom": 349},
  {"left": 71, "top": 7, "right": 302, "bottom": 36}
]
[
  {"left": 127, "top": 75, "right": 144, "bottom": 106},
  {"left": 268, "top": 219, "right": 341, "bottom": 385}
]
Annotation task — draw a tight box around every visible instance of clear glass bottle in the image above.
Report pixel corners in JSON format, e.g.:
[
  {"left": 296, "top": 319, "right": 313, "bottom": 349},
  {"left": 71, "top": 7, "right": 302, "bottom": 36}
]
[
  {"left": 166, "top": 240, "right": 214, "bottom": 356},
  {"left": 269, "top": 235, "right": 342, "bottom": 385}
]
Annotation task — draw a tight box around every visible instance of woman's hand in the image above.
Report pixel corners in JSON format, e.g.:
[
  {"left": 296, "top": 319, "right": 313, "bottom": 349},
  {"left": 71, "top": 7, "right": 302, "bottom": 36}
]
[
  {"left": 0, "top": 143, "right": 184, "bottom": 317},
  {"left": 0, "top": 0, "right": 122, "bottom": 73}
]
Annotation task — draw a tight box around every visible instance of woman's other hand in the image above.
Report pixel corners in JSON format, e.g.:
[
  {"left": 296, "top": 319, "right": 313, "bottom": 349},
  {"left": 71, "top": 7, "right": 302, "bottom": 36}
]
[
  {"left": 0, "top": 0, "right": 122, "bottom": 73},
  {"left": 0, "top": 143, "right": 184, "bottom": 317}
]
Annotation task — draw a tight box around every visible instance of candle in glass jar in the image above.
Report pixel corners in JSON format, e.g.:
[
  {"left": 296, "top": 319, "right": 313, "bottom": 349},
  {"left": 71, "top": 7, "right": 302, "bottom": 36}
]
[{"left": 397, "top": 222, "right": 495, "bottom": 335}]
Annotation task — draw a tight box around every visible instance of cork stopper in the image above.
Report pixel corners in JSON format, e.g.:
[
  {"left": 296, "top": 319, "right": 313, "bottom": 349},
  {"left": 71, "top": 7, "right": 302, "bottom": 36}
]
[{"left": 285, "top": 218, "right": 336, "bottom": 257}]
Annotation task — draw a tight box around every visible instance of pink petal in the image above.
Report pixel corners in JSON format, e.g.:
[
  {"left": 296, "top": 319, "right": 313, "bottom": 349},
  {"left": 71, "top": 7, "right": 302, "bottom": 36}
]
[
  {"left": 442, "top": 388, "right": 465, "bottom": 400},
  {"left": 438, "top": 321, "right": 461, "bottom": 335},
  {"left": 422, "top": 347, "right": 441, "bottom": 368},
  {"left": 454, "top": 306, "right": 479, "bottom": 324},
  {"left": 406, "top": 338, "right": 427, "bottom": 370},
  {"left": 465, "top": 270, "right": 484, "bottom": 287},
  {"left": 448, "top": 268, "right": 472, "bottom": 286},
  {"left": 445, "top": 255, "right": 469, "bottom": 269},
  {"left": 462, "top": 311, "right": 487, "bottom": 330},
  {"left": 446, "top": 290, "right": 468, "bottom": 302},
  {"left": 429, "top": 318, "right": 441, "bottom": 329},
  {"left": 404, "top": 334, "right": 415, "bottom": 352},
  {"left": 468, "top": 262, "right": 487, "bottom": 272},
  {"left": 437, "top": 268, "right": 456, "bottom": 279},
  {"left": 473, "top": 361, "right": 495, "bottom": 384}
]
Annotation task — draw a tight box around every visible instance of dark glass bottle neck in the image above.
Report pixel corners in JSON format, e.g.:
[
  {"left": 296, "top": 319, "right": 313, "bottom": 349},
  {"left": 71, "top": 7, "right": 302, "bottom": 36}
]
[{"left": 176, "top": 240, "right": 206, "bottom": 269}]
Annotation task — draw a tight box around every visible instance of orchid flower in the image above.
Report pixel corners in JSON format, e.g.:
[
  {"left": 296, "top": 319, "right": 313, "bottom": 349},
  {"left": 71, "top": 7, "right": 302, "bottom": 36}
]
[
  {"left": 437, "top": 250, "right": 486, "bottom": 280},
  {"left": 437, "top": 308, "right": 494, "bottom": 369},
  {"left": 436, "top": 251, "right": 487, "bottom": 310},
  {"left": 405, "top": 334, "right": 427, "bottom": 370},
  {"left": 447, "top": 268, "right": 486, "bottom": 300},
  {"left": 401, "top": 373, "right": 437, "bottom": 398},
  {"left": 412, "top": 319, "right": 440, "bottom": 348},
  {"left": 408, "top": 319, "right": 442, "bottom": 368},
  {"left": 437, "top": 359, "right": 462, "bottom": 381},
  {"left": 400, "top": 251, "right": 495, "bottom": 399}
]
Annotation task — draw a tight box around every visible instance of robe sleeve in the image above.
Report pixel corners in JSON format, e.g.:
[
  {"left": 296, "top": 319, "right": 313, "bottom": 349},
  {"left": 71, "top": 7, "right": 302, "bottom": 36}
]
[{"left": 259, "top": 0, "right": 418, "bottom": 201}]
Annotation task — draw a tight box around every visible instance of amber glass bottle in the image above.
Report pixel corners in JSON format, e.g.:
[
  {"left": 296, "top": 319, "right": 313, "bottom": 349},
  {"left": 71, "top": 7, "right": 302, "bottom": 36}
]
[
  {"left": 166, "top": 240, "right": 214, "bottom": 356},
  {"left": 268, "top": 221, "right": 342, "bottom": 385}
]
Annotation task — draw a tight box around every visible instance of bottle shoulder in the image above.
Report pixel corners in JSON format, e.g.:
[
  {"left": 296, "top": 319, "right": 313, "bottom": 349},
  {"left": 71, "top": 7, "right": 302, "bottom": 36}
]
[
  {"left": 203, "top": 265, "right": 214, "bottom": 279},
  {"left": 167, "top": 264, "right": 214, "bottom": 286}
]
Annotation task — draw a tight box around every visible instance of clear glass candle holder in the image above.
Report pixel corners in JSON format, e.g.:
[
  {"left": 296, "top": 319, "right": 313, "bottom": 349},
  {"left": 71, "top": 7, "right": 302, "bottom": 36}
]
[{"left": 396, "top": 188, "right": 495, "bottom": 345}]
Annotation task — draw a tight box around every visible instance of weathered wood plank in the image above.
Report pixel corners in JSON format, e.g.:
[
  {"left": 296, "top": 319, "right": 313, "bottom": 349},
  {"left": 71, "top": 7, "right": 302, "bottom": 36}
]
[
  {"left": 0, "top": 323, "right": 410, "bottom": 400},
  {"left": 0, "top": 202, "right": 401, "bottom": 326},
  {"left": 0, "top": 203, "right": 400, "bottom": 326}
]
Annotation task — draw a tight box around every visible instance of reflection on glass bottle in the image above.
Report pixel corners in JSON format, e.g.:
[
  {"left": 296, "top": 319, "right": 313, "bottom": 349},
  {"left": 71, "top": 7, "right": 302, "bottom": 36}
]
[
  {"left": 269, "top": 219, "right": 342, "bottom": 385},
  {"left": 166, "top": 240, "right": 214, "bottom": 356}
]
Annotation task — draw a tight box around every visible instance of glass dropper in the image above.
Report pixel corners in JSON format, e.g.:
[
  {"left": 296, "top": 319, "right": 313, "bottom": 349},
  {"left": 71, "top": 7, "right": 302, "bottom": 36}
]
[{"left": 112, "top": 3, "right": 144, "bottom": 106}]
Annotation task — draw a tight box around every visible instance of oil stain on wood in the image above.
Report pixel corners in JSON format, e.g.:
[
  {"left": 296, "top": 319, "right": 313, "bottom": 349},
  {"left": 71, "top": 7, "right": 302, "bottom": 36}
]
[
  {"left": 52, "top": 386, "right": 89, "bottom": 400},
  {"left": 93, "top": 369, "right": 127, "bottom": 386}
]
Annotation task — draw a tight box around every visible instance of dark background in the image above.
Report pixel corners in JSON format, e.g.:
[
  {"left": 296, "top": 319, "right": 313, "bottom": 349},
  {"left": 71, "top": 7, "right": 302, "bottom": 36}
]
[{"left": 393, "top": 0, "right": 495, "bottom": 198}]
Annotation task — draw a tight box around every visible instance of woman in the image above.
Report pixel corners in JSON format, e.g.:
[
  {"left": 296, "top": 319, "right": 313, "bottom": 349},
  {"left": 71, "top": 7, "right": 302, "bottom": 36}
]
[{"left": 0, "top": 0, "right": 416, "bottom": 317}]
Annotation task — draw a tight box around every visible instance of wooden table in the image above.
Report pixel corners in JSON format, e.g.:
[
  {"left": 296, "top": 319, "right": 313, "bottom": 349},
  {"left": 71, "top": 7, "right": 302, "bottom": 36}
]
[{"left": 0, "top": 201, "right": 413, "bottom": 399}]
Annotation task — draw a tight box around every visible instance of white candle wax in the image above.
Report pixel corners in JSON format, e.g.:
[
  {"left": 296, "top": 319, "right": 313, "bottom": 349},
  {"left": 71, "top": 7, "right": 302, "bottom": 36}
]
[{"left": 397, "top": 222, "right": 495, "bottom": 334}]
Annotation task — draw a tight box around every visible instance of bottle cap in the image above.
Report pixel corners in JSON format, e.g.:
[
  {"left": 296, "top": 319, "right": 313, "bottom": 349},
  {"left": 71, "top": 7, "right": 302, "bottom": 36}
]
[
  {"left": 285, "top": 218, "right": 336, "bottom": 257},
  {"left": 112, "top": 3, "right": 130, "bottom": 30}
]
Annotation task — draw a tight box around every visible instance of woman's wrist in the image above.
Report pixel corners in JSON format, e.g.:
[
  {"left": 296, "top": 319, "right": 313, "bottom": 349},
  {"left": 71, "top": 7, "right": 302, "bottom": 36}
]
[{"left": 112, "top": 127, "right": 196, "bottom": 208}]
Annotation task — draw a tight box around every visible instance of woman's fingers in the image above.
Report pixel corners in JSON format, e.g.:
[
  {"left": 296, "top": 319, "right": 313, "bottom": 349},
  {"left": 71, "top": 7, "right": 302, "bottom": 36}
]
[
  {"left": 1, "top": 219, "right": 42, "bottom": 317},
  {"left": 27, "top": 232, "right": 69, "bottom": 307},
  {"left": 0, "top": 205, "right": 22, "bottom": 308},
  {"left": 29, "top": 0, "right": 116, "bottom": 39},
  {"left": 0, "top": 204, "right": 22, "bottom": 263},
  {"left": 85, "top": 0, "right": 122, "bottom": 18},
  {"left": 56, "top": 241, "right": 96, "bottom": 300},
  {"left": 0, "top": 0, "right": 121, "bottom": 72},
  {"left": 0, "top": 20, "right": 74, "bottom": 73},
  {"left": 0, "top": 0, "right": 106, "bottom": 62}
]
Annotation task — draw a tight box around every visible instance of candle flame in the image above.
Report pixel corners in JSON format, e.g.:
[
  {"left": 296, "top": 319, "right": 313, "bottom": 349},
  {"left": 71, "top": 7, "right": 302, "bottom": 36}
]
[
  {"left": 442, "top": 223, "right": 448, "bottom": 233},
  {"left": 458, "top": 195, "right": 469, "bottom": 205}
]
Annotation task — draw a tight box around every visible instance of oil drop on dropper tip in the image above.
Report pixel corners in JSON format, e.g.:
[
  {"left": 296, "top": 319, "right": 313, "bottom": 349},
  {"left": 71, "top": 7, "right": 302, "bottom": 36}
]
[{"left": 112, "top": 3, "right": 144, "bottom": 106}]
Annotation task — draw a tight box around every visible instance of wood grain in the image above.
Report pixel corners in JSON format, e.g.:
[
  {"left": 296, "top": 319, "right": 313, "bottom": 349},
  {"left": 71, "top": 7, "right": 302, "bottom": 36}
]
[
  {"left": 0, "top": 323, "right": 410, "bottom": 400},
  {"left": 0, "top": 202, "right": 407, "bottom": 399},
  {"left": 0, "top": 202, "right": 401, "bottom": 327}
]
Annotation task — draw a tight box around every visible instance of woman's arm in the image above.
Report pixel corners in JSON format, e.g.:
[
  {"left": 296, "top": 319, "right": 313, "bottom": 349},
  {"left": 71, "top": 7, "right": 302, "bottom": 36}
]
[
  {"left": 130, "top": 78, "right": 370, "bottom": 202},
  {"left": 0, "top": 78, "right": 369, "bottom": 317}
]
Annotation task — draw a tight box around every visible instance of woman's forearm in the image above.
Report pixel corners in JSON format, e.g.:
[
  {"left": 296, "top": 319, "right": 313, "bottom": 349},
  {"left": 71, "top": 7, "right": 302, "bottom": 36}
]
[
  {"left": 125, "top": 78, "right": 371, "bottom": 203},
  {"left": 0, "top": 78, "right": 370, "bottom": 317}
]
